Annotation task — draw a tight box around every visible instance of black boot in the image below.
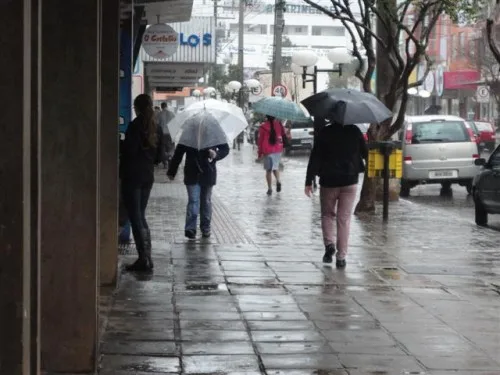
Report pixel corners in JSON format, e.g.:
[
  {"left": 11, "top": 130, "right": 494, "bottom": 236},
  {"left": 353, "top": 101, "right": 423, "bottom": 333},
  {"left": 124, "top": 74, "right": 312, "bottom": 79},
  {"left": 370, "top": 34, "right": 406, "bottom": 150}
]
[
  {"left": 124, "top": 257, "right": 151, "bottom": 272},
  {"left": 144, "top": 229, "right": 154, "bottom": 269},
  {"left": 322, "top": 244, "right": 336, "bottom": 263},
  {"left": 125, "top": 230, "right": 153, "bottom": 272}
]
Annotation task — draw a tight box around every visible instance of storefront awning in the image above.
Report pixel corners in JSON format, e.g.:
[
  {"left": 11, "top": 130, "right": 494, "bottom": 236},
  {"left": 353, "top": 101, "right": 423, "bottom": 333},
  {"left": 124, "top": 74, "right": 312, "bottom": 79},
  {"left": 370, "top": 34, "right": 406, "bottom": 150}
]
[
  {"left": 139, "top": 0, "right": 194, "bottom": 23},
  {"left": 444, "top": 70, "right": 480, "bottom": 90}
]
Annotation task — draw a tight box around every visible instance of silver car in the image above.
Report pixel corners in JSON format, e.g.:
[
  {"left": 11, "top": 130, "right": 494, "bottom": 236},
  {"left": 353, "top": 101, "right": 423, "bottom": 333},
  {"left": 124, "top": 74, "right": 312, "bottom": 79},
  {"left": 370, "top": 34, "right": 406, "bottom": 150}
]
[
  {"left": 284, "top": 120, "right": 314, "bottom": 154},
  {"left": 399, "top": 115, "right": 481, "bottom": 197}
]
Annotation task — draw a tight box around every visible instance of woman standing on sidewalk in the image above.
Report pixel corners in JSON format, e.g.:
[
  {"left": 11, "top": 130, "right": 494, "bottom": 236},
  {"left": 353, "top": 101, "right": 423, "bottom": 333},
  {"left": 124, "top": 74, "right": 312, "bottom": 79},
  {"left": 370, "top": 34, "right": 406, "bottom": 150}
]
[
  {"left": 257, "top": 115, "right": 286, "bottom": 195},
  {"left": 120, "top": 94, "right": 164, "bottom": 272},
  {"left": 304, "top": 121, "right": 367, "bottom": 268}
]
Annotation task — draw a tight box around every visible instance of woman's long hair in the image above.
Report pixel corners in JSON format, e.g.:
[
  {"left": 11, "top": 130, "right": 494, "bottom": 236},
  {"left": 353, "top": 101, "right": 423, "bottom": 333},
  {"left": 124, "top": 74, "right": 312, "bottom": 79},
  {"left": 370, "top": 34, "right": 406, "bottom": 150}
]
[
  {"left": 134, "top": 94, "right": 157, "bottom": 148},
  {"left": 267, "top": 115, "right": 277, "bottom": 145}
]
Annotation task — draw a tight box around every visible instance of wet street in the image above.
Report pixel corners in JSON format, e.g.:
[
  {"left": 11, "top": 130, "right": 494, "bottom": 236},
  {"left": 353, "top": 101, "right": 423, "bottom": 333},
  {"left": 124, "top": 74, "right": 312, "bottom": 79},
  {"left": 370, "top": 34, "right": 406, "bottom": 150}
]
[{"left": 100, "top": 144, "right": 500, "bottom": 374}]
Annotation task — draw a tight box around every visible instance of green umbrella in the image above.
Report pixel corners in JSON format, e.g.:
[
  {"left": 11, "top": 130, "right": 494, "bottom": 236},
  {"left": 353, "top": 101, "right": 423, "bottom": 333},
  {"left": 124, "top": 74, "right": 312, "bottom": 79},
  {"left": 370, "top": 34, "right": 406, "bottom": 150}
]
[{"left": 253, "top": 96, "right": 310, "bottom": 122}]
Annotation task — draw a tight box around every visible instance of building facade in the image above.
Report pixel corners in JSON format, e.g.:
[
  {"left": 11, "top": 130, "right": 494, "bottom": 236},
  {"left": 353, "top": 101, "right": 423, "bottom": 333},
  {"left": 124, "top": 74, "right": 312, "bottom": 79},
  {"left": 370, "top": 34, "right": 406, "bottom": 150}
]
[{"left": 192, "top": 0, "right": 352, "bottom": 91}]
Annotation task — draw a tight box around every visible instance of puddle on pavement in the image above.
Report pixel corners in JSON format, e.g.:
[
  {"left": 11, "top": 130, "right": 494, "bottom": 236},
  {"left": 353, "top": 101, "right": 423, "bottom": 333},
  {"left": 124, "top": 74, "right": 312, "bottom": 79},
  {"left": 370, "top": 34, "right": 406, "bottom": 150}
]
[{"left": 375, "top": 267, "right": 402, "bottom": 280}]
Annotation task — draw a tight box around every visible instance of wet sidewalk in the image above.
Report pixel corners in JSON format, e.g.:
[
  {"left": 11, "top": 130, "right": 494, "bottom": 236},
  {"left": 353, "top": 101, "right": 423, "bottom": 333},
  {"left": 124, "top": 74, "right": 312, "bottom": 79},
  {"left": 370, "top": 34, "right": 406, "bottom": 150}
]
[{"left": 100, "top": 145, "right": 500, "bottom": 375}]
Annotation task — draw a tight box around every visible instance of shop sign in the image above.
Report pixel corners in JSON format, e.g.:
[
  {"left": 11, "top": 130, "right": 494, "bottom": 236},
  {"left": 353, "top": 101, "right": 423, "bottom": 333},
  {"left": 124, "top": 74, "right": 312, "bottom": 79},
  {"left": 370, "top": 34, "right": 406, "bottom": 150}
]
[
  {"left": 179, "top": 32, "right": 212, "bottom": 47},
  {"left": 435, "top": 65, "right": 444, "bottom": 96},
  {"left": 443, "top": 70, "right": 480, "bottom": 90},
  {"left": 143, "top": 24, "right": 178, "bottom": 59},
  {"left": 423, "top": 71, "right": 435, "bottom": 93}
]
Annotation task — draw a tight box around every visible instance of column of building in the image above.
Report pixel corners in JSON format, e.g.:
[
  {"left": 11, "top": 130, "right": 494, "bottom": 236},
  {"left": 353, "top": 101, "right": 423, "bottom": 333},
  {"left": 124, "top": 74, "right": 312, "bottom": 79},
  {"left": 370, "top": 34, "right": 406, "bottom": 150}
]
[{"left": 0, "top": 0, "right": 121, "bottom": 373}]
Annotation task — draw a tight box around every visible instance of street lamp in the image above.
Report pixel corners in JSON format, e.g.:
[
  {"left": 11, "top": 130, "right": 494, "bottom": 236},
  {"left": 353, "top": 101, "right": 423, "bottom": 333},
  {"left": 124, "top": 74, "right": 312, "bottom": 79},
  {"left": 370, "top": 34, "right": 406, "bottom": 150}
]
[
  {"left": 204, "top": 86, "right": 216, "bottom": 98},
  {"left": 192, "top": 89, "right": 201, "bottom": 101},
  {"left": 227, "top": 80, "right": 262, "bottom": 108},
  {"left": 407, "top": 87, "right": 431, "bottom": 98},
  {"left": 292, "top": 48, "right": 352, "bottom": 94}
]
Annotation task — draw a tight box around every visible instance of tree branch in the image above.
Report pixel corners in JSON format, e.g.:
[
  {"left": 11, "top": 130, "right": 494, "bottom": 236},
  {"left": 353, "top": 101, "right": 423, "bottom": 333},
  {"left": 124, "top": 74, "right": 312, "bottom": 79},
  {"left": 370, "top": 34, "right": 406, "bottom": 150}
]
[
  {"left": 486, "top": 19, "right": 500, "bottom": 66},
  {"left": 302, "top": 0, "right": 388, "bottom": 48}
]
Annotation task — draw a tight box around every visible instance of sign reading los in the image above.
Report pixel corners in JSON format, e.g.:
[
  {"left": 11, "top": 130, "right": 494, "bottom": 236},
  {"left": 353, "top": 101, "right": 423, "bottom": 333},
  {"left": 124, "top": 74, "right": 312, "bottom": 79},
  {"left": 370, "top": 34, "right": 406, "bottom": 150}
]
[{"left": 180, "top": 32, "right": 212, "bottom": 47}]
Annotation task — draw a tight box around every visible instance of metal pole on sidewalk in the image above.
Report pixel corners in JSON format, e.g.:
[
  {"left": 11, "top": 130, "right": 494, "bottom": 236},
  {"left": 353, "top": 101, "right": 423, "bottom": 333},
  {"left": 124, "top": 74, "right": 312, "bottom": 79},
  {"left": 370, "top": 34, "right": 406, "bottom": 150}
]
[
  {"left": 237, "top": 0, "right": 245, "bottom": 108},
  {"left": 272, "top": 0, "right": 284, "bottom": 87}
]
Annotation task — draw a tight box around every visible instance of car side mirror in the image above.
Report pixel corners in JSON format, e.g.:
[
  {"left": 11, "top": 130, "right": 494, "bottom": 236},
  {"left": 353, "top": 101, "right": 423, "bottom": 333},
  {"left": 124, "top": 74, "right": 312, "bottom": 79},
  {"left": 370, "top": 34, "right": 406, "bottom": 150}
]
[{"left": 474, "top": 158, "right": 487, "bottom": 166}]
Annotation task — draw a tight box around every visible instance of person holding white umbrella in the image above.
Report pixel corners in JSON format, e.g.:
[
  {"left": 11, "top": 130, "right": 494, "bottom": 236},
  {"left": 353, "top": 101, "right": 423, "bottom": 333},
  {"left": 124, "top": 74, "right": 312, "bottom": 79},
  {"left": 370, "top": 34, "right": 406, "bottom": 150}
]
[{"left": 167, "top": 100, "right": 247, "bottom": 239}]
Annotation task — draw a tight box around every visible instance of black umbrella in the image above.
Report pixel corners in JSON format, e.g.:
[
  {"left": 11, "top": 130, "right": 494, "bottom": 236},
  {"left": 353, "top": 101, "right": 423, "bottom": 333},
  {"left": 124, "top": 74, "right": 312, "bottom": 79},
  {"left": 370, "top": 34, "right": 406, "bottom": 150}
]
[{"left": 301, "top": 88, "right": 393, "bottom": 125}]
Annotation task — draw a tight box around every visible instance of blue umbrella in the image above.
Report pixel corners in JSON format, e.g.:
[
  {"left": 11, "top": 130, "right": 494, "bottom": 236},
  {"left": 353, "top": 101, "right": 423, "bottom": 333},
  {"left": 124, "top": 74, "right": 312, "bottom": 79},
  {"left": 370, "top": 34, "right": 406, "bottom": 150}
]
[{"left": 253, "top": 96, "right": 310, "bottom": 122}]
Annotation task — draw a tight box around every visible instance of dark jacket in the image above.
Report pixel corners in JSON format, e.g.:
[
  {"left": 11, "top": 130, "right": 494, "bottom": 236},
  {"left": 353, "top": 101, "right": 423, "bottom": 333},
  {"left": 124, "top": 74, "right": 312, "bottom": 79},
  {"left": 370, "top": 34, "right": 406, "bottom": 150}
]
[
  {"left": 120, "top": 114, "right": 164, "bottom": 186},
  {"left": 305, "top": 124, "right": 368, "bottom": 188},
  {"left": 168, "top": 143, "right": 230, "bottom": 186}
]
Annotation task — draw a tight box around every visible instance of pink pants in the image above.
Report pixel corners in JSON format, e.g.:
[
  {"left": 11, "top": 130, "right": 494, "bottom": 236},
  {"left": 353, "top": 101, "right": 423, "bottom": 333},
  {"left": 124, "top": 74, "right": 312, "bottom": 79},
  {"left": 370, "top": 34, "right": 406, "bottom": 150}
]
[{"left": 320, "top": 184, "right": 357, "bottom": 260}]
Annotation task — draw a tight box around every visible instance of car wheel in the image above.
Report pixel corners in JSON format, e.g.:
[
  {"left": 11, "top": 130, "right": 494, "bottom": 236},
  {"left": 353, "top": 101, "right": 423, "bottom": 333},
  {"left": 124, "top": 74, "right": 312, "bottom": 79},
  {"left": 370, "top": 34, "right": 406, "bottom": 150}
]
[
  {"left": 285, "top": 147, "right": 291, "bottom": 156},
  {"left": 466, "top": 183, "right": 473, "bottom": 195},
  {"left": 400, "top": 179, "right": 411, "bottom": 198},
  {"left": 474, "top": 195, "right": 488, "bottom": 227},
  {"left": 441, "top": 182, "right": 452, "bottom": 191}
]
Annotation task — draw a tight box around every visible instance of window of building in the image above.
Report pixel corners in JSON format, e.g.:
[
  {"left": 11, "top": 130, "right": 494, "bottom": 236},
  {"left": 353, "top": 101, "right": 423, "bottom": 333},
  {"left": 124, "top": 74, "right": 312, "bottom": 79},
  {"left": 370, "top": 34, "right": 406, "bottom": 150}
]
[
  {"left": 245, "top": 24, "right": 267, "bottom": 34},
  {"left": 451, "top": 35, "right": 457, "bottom": 59},
  {"left": 459, "top": 32, "right": 465, "bottom": 56},
  {"left": 407, "top": 15, "right": 414, "bottom": 29},
  {"left": 469, "top": 39, "right": 477, "bottom": 59},
  {"left": 283, "top": 25, "right": 308, "bottom": 35},
  {"left": 311, "top": 26, "right": 345, "bottom": 37},
  {"left": 229, "top": 23, "right": 267, "bottom": 35}
]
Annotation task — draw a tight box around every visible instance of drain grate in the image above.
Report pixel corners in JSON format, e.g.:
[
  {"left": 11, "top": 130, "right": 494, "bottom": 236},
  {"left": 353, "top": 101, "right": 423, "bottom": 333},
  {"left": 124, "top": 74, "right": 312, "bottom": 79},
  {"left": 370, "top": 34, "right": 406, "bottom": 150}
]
[
  {"left": 185, "top": 283, "right": 227, "bottom": 291},
  {"left": 118, "top": 242, "right": 135, "bottom": 255}
]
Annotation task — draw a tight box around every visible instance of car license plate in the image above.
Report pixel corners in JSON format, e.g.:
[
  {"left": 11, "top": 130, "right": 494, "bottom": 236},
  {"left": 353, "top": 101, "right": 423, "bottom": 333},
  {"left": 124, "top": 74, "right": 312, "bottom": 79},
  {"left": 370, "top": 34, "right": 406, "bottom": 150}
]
[
  {"left": 429, "top": 170, "right": 457, "bottom": 179},
  {"left": 301, "top": 139, "right": 312, "bottom": 144}
]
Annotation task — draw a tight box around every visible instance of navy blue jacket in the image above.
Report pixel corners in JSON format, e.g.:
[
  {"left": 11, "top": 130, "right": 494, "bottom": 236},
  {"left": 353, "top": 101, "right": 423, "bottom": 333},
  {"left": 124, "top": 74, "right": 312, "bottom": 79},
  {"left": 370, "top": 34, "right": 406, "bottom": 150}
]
[{"left": 168, "top": 143, "right": 230, "bottom": 186}]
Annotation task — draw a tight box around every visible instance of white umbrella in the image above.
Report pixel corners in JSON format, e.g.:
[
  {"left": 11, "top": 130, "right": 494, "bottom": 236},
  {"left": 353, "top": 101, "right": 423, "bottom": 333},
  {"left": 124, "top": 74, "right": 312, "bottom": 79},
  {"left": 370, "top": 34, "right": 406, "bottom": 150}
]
[
  {"left": 177, "top": 112, "right": 229, "bottom": 150},
  {"left": 168, "top": 99, "right": 248, "bottom": 142}
]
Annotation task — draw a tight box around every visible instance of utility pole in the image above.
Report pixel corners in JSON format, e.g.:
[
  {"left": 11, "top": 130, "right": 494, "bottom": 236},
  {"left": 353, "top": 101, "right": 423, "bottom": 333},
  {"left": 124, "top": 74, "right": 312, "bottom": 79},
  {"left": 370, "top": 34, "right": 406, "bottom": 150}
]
[
  {"left": 237, "top": 0, "right": 245, "bottom": 107},
  {"left": 214, "top": 0, "right": 218, "bottom": 25},
  {"left": 272, "top": 0, "right": 285, "bottom": 89}
]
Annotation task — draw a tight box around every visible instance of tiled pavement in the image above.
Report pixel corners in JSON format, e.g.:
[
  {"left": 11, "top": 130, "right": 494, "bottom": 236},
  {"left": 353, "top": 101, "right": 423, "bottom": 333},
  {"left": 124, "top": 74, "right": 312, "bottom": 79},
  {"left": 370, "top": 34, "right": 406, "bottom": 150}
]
[{"left": 100, "top": 146, "right": 500, "bottom": 375}]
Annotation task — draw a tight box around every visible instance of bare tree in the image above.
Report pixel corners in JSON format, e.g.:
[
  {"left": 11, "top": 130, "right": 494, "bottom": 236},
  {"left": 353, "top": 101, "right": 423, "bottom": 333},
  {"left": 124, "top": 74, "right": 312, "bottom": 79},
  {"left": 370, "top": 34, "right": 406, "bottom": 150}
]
[
  {"left": 469, "top": 28, "right": 500, "bottom": 127},
  {"left": 303, "top": 0, "right": 484, "bottom": 212}
]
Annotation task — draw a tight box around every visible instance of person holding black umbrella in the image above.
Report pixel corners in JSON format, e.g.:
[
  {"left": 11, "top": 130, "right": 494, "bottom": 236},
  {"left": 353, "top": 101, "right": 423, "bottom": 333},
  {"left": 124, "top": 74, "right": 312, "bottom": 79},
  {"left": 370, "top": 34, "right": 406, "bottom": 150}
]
[
  {"left": 304, "top": 119, "right": 368, "bottom": 268},
  {"left": 312, "top": 117, "right": 327, "bottom": 190}
]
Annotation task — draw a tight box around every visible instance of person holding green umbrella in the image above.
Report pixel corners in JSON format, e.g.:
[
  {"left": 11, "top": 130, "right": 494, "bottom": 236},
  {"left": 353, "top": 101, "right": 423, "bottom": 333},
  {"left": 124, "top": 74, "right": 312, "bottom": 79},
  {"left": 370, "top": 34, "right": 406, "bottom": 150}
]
[{"left": 257, "top": 115, "right": 288, "bottom": 195}]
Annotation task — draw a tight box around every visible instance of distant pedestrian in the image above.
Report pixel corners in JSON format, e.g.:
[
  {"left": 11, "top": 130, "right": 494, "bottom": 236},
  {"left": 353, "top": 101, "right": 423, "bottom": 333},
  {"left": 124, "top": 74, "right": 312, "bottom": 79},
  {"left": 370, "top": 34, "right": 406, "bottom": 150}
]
[
  {"left": 157, "top": 102, "right": 175, "bottom": 167},
  {"left": 305, "top": 121, "right": 367, "bottom": 268},
  {"left": 258, "top": 115, "right": 286, "bottom": 195},
  {"left": 236, "top": 131, "right": 244, "bottom": 150},
  {"left": 167, "top": 143, "right": 230, "bottom": 239},
  {"left": 120, "top": 94, "right": 165, "bottom": 272}
]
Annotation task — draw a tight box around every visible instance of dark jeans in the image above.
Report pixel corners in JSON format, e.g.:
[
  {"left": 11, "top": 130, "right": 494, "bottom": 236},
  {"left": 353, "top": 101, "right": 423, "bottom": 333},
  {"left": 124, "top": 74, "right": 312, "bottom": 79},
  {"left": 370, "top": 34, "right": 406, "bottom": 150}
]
[
  {"left": 185, "top": 184, "right": 213, "bottom": 233},
  {"left": 122, "top": 181, "right": 153, "bottom": 257}
]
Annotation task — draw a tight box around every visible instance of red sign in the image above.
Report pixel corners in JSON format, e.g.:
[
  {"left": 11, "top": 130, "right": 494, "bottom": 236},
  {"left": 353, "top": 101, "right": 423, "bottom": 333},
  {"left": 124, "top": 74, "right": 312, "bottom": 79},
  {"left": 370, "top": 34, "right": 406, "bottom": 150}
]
[
  {"left": 272, "top": 84, "right": 288, "bottom": 97},
  {"left": 443, "top": 70, "right": 480, "bottom": 90}
]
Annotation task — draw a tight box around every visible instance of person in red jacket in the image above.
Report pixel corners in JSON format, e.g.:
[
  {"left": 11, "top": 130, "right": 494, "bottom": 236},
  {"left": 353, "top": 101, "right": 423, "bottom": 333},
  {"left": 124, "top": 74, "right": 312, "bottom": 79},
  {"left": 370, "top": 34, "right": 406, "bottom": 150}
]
[{"left": 258, "top": 115, "right": 286, "bottom": 195}]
